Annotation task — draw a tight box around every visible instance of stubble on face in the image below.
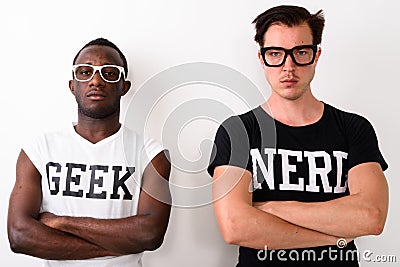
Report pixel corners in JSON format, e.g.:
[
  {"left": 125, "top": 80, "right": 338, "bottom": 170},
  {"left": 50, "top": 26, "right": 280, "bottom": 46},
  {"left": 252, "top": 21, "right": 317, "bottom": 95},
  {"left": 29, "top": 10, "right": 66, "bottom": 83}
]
[
  {"left": 72, "top": 45, "right": 125, "bottom": 120},
  {"left": 261, "top": 23, "right": 318, "bottom": 102},
  {"left": 276, "top": 70, "right": 314, "bottom": 101},
  {"left": 75, "top": 92, "right": 121, "bottom": 119}
]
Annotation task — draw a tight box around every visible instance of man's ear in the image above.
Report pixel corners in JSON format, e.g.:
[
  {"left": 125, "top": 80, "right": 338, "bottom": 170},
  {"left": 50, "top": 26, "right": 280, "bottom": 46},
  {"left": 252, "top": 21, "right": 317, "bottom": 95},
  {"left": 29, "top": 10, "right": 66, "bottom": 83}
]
[
  {"left": 69, "top": 80, "right": 75, "bottom": 95},
  {"left": 314, "top": 47, "right": 322, "bottom": 63},
  {"left": 258, "top": 50, "right": 265, "bottom": 68},
  {"left": 122, "top": 80, "right": 131, "bottom": 96}
]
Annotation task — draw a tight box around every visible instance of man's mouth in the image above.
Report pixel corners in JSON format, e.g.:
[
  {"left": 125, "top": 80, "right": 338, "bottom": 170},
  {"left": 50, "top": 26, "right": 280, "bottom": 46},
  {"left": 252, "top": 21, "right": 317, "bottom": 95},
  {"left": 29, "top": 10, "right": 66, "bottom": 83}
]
[
  {"left": 86, "top": 91, "right": 106, "bottom": 100},
  {"left": 281, "top": 79, "right": 298, "bottom": 86}
]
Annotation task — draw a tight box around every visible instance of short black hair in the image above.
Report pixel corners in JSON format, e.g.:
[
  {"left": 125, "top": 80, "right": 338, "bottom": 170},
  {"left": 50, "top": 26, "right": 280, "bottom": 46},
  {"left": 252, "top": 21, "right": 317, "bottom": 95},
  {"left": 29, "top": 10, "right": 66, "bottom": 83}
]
[
  {"left": 72, "top": 38, "right": 128, "bottom": 76},
  {"left": 252, "top": 5, "right": 325, "bottom": 47}
]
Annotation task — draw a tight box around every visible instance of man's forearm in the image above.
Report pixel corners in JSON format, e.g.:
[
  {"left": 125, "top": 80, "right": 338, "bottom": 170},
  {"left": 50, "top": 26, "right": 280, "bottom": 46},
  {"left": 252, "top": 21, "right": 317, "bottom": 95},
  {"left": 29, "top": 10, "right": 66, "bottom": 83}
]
[
  {"left": 9, "top": 216, "right": 120, "bottom": 260},
  {"left": 255, "top": 194, "right": 383, "bottom": 237},
  {"left": 254, "top": 163, "right": 389, "bottom": 238},
  {"left": 217, "top": 203, "right": 345, "bottom": 250},
  {"left": 39, "top": 152, "right": 172, "bottom": 255},
  {"left": 41, "top": 213, "right": 164, "bottom": 254},
  {"left": 213, "top": 166, "right": 345, "bottom": 250}
]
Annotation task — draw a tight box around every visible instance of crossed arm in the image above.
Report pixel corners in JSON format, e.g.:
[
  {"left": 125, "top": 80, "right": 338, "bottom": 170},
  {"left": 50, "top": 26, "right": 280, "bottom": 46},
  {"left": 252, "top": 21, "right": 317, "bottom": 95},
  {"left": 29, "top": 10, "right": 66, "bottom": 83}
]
[
  {"left": 212, "top": 162, "right": 388, "bottom": 250},
  {"left": 7, "top": 149, "right": 171, "bottom": 260}
]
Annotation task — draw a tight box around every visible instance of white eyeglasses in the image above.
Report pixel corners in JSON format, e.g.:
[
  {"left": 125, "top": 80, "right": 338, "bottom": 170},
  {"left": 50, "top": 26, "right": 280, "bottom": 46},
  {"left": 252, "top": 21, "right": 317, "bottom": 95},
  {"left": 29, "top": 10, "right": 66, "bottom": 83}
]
[{"left": 72, "top": 64, "right": 126, "bottom": 83}]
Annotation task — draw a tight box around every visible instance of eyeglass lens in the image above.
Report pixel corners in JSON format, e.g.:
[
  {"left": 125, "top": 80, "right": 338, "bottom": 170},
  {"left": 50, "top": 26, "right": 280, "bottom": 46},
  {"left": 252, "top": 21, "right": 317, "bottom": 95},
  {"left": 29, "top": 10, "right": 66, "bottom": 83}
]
[
  {"left": 264, "top": 47, "right": 315, "bottom": 66},
  {"left": 74, "top": 65, "right": 121, "bottom": 82}
]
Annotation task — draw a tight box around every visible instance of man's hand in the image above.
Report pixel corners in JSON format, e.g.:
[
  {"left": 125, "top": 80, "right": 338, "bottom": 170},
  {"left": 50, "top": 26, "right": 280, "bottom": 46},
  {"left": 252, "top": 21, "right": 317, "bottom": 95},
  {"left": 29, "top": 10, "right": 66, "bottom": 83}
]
[
  {"left": 39, "top": 212, "right": 61, "bottom": 229},
  {"left": 252, "top": 201, "right": 272, "bottom": 213}
]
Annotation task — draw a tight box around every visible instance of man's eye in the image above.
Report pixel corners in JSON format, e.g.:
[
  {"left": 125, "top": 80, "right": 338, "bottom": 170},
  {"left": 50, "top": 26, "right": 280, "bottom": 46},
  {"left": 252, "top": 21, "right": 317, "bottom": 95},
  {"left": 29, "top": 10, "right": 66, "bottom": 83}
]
[
  {"left": 104, "top": 71, "right": 117, "bottom": 76},
  {"left": 268, "top": 51, "right": 282, "bottom": 57},
  {"left": 296, "top": 50, "right": 309, "bottom": 56},
  {"left": 80, "top": 70, "right": 93, "bottom": 76}
]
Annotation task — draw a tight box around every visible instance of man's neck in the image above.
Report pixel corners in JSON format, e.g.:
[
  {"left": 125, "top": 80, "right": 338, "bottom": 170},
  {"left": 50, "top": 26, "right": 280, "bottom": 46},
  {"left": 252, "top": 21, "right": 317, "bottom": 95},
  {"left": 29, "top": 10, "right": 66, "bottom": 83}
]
[
  {"left": 74, "top": 112, "right": 121, "bottom": 144},
  {"left": 262, "top": 91, "right": 324, "bottom": 127}
]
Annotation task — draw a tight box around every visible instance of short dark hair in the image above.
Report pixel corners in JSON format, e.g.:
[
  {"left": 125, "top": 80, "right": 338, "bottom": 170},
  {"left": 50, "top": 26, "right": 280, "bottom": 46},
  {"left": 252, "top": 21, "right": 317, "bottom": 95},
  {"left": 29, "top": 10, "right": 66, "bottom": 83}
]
[
  {"left": 72, "top": 38, "right": 128, "bottom": 76},
  {"left": 252, "top": 5, "right": 325, "bottom": 47}
]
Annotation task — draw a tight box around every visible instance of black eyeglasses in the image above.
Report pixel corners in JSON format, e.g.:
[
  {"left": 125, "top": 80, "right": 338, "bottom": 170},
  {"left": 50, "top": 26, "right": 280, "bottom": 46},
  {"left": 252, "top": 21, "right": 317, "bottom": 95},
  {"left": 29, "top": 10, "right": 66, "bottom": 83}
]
[{"left": 260, "top": 44, "right": 318, "bottom": 67}]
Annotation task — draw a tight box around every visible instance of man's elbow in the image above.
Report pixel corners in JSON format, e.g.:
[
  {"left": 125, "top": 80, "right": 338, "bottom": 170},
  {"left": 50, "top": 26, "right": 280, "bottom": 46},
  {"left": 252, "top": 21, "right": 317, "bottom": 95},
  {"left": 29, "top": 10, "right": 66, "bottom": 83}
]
[
  {"left": 367, "top": 207, "right": 387, "bottom": 235},
  {"left": 133, "top": 227, "right": 167, "bottom": 252},
  {"left": 219, "top": 217, "right": 243, "bottom": 245},
  {"left": 8, "top": 234, "right": 22, "bottom": 254},
  {"left": 143, "top": 236, "right": 164, "bottom": 251},
  {"left": 360, "top": 205, "right": 387, "bottom": 236},
  {"left": 8, "top": 225, "right": 29, "bottom": 254}
]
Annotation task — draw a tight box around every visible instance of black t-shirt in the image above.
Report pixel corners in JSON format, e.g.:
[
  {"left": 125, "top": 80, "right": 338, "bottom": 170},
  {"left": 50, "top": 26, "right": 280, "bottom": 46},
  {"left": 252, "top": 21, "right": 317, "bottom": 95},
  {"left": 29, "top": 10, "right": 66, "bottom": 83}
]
[{"left": 208, "top": 103, "right": 388, "bottom": 267}]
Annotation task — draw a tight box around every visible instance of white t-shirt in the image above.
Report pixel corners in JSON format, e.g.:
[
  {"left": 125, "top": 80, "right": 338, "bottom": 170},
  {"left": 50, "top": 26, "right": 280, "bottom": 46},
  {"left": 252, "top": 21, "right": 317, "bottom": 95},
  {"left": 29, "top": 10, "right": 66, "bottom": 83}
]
[{"left": 23, "top": 123, "right": 164, "bottom": 267}]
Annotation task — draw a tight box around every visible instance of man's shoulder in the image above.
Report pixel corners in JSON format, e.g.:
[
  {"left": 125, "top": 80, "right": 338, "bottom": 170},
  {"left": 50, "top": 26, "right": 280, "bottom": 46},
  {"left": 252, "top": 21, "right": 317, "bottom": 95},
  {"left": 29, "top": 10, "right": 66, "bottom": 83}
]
[
  {"left": 27, "top": 124, "right": 72, "bottom": 144},
  {"left": 221, "top": 106, "right": 263, "bottom": 128},
  {"left": 121, "top": 125, "right": 154, "bottom": 143},
  {"left": 21, "top": 125, "right": 74, "bottom": 164},
  {"left": 121, "top": 124, "right": 163, "bottom": 151},
  {"left": 324, "top": 102, "right": 369, "bottom": 125}
]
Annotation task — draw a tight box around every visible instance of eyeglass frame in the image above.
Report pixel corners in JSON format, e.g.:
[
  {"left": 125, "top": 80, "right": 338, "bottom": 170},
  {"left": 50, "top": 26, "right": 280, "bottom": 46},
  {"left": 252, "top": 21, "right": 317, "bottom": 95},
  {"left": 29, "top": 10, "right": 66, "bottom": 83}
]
[
  {"left": 260, "top": 44, "right": 318, "bottom": 67},
  {"left": 72, "top": 64, "right": 126, "bottom": 83}
]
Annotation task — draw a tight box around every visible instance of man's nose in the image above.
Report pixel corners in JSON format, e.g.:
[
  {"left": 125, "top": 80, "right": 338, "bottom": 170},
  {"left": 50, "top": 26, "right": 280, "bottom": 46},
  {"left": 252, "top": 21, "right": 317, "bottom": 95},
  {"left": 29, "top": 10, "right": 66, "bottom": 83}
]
[
  {"left": 90, "top": 70, "right": 105, "bottom": 85},
  {"left": 282, "top": 54, "right": 296, "bottom": 71}
]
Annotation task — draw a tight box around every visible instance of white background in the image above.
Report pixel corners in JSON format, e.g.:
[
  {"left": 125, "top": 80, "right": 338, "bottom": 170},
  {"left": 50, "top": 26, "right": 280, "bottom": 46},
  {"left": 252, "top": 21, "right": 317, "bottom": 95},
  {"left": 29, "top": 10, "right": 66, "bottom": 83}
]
[{"left": 1, "top": 0, "right": 399, "bottom": 266}]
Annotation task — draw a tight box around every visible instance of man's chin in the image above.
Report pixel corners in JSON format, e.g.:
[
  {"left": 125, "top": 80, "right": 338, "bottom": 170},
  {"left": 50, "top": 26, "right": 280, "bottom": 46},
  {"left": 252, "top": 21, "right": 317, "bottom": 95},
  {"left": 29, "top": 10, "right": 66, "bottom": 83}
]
[
  {"left": 78, "top": 107, "right": 119, "bottom": 120},
  {"left": 276, "top": 88, "right": 306, "bottom": 101}
]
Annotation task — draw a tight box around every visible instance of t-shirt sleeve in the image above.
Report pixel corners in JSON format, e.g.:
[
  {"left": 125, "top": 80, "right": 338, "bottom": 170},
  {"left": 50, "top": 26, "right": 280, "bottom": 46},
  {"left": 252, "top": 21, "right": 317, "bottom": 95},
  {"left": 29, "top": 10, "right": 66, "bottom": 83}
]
[
  {"left": 141, "top": 135, "right": 165, "bottom": 173},
  {"left": 347, "top": 115, "right": 388, "bottom": 171},
  {"left": 21, "top": 134, "right": 44, "bottom": 174},
  {"left": 207, "top": 116, "right": 252, "bottom": 177}
]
